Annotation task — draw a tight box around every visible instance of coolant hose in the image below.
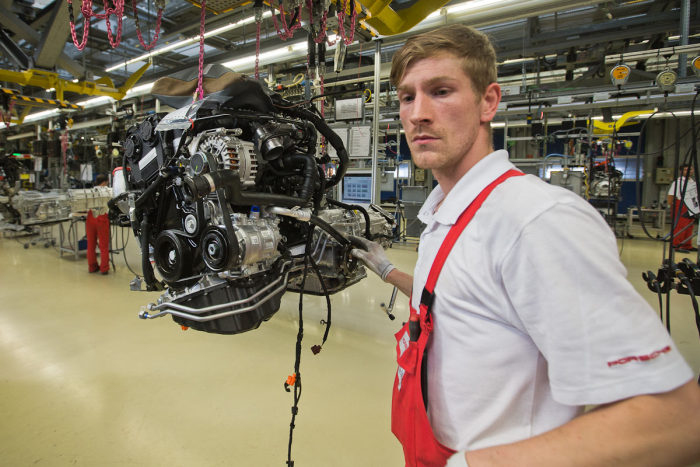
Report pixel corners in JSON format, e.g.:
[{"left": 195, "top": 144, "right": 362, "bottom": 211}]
[
  {"left": 277, "top": 105, "right": 348, "bottom": 189},
  {"left": 281, "top": 154, "right": 317, "bottom": 202},
  {"left": 184, "top": 170, "right": 307, "bottom": 207}
]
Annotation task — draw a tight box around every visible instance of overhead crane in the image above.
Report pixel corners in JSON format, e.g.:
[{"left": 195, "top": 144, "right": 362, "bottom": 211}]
[{"left": 0, "top": 62, "right": 150, "bottom": 125}]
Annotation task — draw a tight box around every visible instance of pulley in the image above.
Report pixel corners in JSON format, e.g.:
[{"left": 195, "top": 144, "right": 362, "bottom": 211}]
[{"left": 154, "top": 230, "right": 193, "bottom": 282}]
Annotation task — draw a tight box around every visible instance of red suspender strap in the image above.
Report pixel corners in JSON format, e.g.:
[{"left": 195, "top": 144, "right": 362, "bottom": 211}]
[{"left": 419, "top": 169, "right": 524, "bottom": 311}]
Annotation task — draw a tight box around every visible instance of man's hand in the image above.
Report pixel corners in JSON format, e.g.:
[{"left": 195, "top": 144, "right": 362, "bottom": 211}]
[{"left": 349, "top": 236, "right": 396, "bottom": 281}]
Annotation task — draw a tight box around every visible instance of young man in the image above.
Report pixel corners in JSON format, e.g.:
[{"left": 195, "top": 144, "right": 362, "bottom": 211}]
[
  {"left": 86, "top": 173, "right": 111, "bottom": 274},
  {"left": 351, "top": 24, "right": 700, "bottom": 467},
  {"left": 667, "top": 164, "right": 698, "bottom": 252}
]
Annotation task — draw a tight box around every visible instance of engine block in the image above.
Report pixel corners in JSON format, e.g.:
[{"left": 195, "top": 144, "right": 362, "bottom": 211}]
[{"left": 111, "top": 75, "right": 395, "bottom": 335}]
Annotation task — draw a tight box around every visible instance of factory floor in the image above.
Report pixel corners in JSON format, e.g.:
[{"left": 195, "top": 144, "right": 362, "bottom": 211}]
[{"left": 1, "top": 225, "right": 699, "bottom": 467}]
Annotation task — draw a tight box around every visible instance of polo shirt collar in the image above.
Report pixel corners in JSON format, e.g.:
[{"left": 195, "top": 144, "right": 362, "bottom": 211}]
[{"left": 418, "top": 150, "right": 514, "bottom": 226}]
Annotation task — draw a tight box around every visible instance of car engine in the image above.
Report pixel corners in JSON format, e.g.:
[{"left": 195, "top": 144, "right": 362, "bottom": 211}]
[{"left": 110, "top": 75, "right": 394, "bottom": 335}]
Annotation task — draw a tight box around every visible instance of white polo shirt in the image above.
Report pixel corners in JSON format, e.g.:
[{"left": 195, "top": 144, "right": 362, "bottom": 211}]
[
  {"left": 668, "top": 176, "right": 699, "bottom": 215},
  {"left": 412, "top": 150, "right": 693, "bottom": 451}
]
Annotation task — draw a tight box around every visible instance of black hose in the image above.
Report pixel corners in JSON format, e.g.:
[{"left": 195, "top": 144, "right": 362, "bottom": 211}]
[
  {"left": 135, "top": 172, "right": 168, "bottom": 208},
  {"left": 326, "top": 198, "right": 371, "bottom": 239},
  {"left": 314, "top": 165, "right": 326, "bottom": 212},
  {"left": 678, "top": 275, "right": 700, "bottom": 339},
  {"left": 185, "top": 170, "right": 309, "bottom": 207},
  {"left": 281, "top": 154, "right": 317, "bottom": 202},
  {"left": 140, "top": 216, "right": 159, "bottom": 290},
  {"left": 275, "top": 103, "right": 349, "bottom": 189},
  {"left": 633, "top": 110, "right": 661, "bottom": 240},
  {"left": 309, "top": 214, "right": 350, "bottom": 246},
  {"left": 107, "top": 191, "right": 128, "bottom": 213}
]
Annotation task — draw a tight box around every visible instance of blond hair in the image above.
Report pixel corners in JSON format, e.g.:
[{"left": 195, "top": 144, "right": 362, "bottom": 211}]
[{"left": 390, "top": 24, "right": 497, "bottom": 96}]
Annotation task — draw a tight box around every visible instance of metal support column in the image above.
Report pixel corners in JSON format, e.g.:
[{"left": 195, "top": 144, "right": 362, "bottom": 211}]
[
  {"left": 371, "top": 39, "right": 382, "bottom": 204},
  {"left": 679, "top": 0, "right": 690, "bottom": 78}
]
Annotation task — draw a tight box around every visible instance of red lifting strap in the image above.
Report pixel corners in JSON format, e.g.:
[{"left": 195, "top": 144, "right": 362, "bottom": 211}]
[{"left": 422, "top": 169, "right": 524, "bottom": 304}]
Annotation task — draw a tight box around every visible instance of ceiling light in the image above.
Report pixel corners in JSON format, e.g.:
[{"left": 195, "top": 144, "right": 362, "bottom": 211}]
[
  {"left": 105, "top": 12, "right": 271, "bottom": 72},
  {"left": 425, "top": 0, "right": 507, "bottom": 21},
  {"left": 76, "top": 96, "right": 114, "bottom": 109},
  {"left": 221, "top": 34, "right": 345, "bottom": 72},
  {"left": 444, "top": 0, "right": 503, "bottom": 15},
  {"left": 222, "top": 39, "right": 310, "bottom": 71},
  {"left": 500, "top": 54, "right": 557, "bottom": 66},
  {"left": 126, "top": 82, "right": 155, "bottom": 97},
  {"left": 24, "top": 109, "right": 60, "bottom": 123}
]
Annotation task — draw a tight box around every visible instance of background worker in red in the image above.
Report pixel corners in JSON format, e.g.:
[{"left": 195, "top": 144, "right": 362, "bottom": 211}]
[
  {"left": 351, "top": 24, "right": 700, "bottom": 467},
  {"left": 667, "top": 164, "right": 698, "bottom": 252},
  {"left": 87, "top": 173, "right": 111, "bottom": 274}
]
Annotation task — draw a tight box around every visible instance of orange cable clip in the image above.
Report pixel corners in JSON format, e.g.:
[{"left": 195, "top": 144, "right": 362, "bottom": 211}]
[{"left": 286, "top": 373, "right": 297, "bottom": 386}]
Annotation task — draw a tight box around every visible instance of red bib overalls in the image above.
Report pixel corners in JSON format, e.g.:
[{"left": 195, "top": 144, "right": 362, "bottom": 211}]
[{"left": 391, "top": 170, "right": 523, "bottom": 467}]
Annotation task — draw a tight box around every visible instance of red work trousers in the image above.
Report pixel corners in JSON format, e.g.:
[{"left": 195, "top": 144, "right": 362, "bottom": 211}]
[
  {"left": 86, "top": 210, "right": 110, "bottom": 273},
  {"left": 671, "top": 200, "right": 695, "bottom": 249}
]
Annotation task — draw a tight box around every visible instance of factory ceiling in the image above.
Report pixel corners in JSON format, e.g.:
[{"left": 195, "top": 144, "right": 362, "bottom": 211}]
[{"left": 0, "top": 0, "right": 698, "bottom": 129}]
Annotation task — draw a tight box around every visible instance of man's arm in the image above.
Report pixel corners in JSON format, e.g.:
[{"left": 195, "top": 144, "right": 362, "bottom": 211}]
[
  {"left": 385, "top": 268, "right": 413, "bottom": 297},
  {"left": 463, "top": 379, "right": 700, "bottom": 467},
  {"left": 349, "top": 236, "right": 413, "bottom": 296}
]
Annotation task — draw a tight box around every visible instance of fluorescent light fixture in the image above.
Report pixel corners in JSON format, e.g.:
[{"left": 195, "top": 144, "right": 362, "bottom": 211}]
[
  {"left": 126, "top": 82, "right": 155, "bottom": 97},
  {"left": 221, "top": 34, "right": 343, "bottom": 72},
  {"left": 76, "top": 96, "right": 114, "bottom": 109},
  {"left": 425, "top": 0, "right": 502, "bottom": 20},
  {"left": 222, "top": 39, "right": 309, "bottom": 71},
  {"left": 105, "top": 12, "right": 272, "bottom": 72},
  {"left": 24, "top": 109, "right": 60, "bottom": 123},
  {"left": 443, "top": 0, "right": 502, "bottom": 15},
  {"left": 500, "top": 54, "right": 557, "bottom": 66}
]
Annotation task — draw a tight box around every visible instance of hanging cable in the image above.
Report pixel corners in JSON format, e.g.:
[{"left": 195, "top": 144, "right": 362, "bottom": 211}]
[
  {"left": 194, "top": 1, "right": 207, "bottom": 102},
  {"left": 67, "top": 0, "right": 91, "bottom": 50},
  {"left": 132, "top": 0, "right": 164, "bottom": 50},
  {"left": 254, "top": 0, "right": 263, "bottom": 79},
  {"left": 103, "top": 0, "right": 124, "bottom": 48},
  {"left": 337, "top": 0, "right": 358, "bottom": 45},
  {"left": 308, "top": 251, "right": 332, "bottom": 353},
  {"left": 60, "top": 131, "right": 69, "bottom": 178},
  {"left": 285, "top": 226, "right": 313, "bottom": 467},
  {"left": 68, "top": 0, "right": 125, "bottom": 50},
  {"left": 270, "top": 0, "right": 302, "bottom": 40},
  {"left": 307, "top": 0, "right": 330, "bottom": 44}
]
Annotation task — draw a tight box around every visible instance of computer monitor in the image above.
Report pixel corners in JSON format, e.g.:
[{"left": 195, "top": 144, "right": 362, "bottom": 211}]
[{"left": 341, "top": 173, "right": 373, "bottom": 204}]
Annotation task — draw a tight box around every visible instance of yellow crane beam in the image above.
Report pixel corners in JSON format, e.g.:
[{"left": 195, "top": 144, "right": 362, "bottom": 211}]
[
  {"left": 591, "top": 110, "right": 654, "bottom": 134},
  {"left": 0, "top": 88, "right": 83, "bottom": 125},
  {"left": 0, "top": 61, "right": 150, "bottom": 102},
  {"left": 358, "top": 0, "right": 448, "bottom": 36},
  {"left": 187, "top": 0, "right": 442, "bottom": 36}
]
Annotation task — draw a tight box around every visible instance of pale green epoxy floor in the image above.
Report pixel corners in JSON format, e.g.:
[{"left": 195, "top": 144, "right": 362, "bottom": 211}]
[{"left": 0, "top": 228, "right": 698, "bottom": 466}]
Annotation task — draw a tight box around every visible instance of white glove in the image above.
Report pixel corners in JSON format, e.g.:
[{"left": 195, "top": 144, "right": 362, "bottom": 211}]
[
  {"left": 349, "top": 236, "right": 395, "bottom": 281},
  {"left": 445, "top": 451, "right": 469, "bottom": 467}
]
